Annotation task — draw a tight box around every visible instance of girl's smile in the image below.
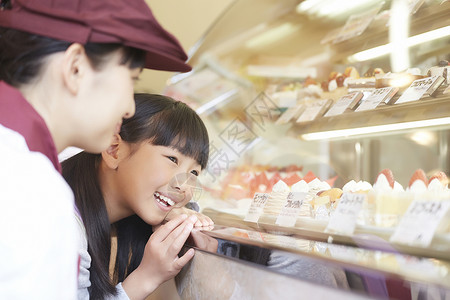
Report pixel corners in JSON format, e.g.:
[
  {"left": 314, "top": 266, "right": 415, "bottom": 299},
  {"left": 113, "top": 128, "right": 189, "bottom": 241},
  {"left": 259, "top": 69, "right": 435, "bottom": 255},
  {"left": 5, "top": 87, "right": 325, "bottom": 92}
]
[{"left": 154, "top": 191, "right": 176, "bottom": 210}]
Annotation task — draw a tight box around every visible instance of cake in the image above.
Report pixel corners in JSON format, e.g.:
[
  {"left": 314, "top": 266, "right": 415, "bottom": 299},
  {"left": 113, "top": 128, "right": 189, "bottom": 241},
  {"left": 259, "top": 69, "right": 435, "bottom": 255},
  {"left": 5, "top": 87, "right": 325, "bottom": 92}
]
[{"left": 263, "top": 180, "right": 290, "bottom": 216}]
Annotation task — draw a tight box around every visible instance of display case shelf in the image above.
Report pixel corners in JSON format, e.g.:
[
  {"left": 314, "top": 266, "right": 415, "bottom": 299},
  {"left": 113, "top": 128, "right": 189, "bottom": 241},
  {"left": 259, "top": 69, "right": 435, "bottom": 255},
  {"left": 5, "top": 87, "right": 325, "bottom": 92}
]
[
  {"left": 290, "top": 92, "right": 450, "bottom": 140},
  {"left": 200, "top": 224, "right": 450, "bottom": 291},
  {"left": 202, "top": 208, "right": 450, "bottom": 263}
]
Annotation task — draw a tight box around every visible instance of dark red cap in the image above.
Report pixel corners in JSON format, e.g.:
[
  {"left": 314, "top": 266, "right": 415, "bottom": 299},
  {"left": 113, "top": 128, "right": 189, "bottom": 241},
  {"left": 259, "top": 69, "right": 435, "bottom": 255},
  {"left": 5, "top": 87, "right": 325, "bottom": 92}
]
[{"left": 0, "top": 0, "right": 191, "bottom": 72}]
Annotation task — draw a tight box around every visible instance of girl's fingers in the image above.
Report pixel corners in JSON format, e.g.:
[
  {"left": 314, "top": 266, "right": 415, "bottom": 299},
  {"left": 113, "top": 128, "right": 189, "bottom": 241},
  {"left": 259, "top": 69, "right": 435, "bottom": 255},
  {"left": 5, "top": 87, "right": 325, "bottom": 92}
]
[
  {"left": 204, "top": 216, "right": 214, "bottom": 226},
  {"left": 161, "top": 214, "right": 197, "bottom": 245},
  {"left": 173, "top": 248, "right": 195, "bottom": 270},
  {"left": 193, "top": 215, "right": 214, "bottom": 227},
  {"left": 151, "top": 214, "right": 188, "bottom": 243},
  {"left": 164, "top": 217, "right": 196, "bottom": 255}
]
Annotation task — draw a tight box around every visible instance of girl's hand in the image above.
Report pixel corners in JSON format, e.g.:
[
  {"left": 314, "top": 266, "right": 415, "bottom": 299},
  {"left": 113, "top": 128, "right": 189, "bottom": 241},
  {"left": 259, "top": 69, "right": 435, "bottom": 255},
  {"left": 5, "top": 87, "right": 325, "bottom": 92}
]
[
  {"left": 122, "top": 214, "right": 197, "bottom": 300},
  {"left": 166, "top": 206, "right": 214, "bottom": 227},
  {"left": 189, "top": 228, "right": 218, "bottom": 253}
]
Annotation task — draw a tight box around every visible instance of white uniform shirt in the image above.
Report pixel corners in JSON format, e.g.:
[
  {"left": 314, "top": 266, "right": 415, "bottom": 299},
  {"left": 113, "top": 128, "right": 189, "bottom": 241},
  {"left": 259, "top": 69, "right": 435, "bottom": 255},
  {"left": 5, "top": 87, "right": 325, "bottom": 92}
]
[{"left": 0, "top": 124, "right": 78, "bottom": 299}]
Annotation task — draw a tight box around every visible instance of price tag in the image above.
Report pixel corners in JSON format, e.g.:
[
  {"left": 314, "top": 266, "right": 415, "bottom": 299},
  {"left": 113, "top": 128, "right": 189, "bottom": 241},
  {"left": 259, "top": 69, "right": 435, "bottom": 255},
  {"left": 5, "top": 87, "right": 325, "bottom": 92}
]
[
  {"left": 174, "top": 68, "right": 220, "bottom": 95},
  {"left": 244, "top": 193, "right": 269, "bottom": 223},
  {"left": 395, "top": 76, "right": 445, "bottom": 104},
  {"left": 275, "top": 105, "right": 305, "bottom": 125},
  {"left": 275, "top": 235, "right": 302, "bottom": 249},
  {"left": 325, "top": 193, "right": 366, "bottom": 235},
  {"left": 296, "top": 99, "right": 332, "bottom": 123},
  {"left": 276, "top": 192, "right": 307, "bottom": 227},
  {"left": 324, "top": 92, "right": 363, "bottom": 117},
  {"left": 390, "top": 200, "right": 450, "bottom": 247},
  {"left": 356, "top": 87, "right": 399, "bottom": 111},
  {"left": 327, "top": 244, "right": 358, "bottom": 262},
  {"left": 247, "top": 231, "right": 264, "bottom": 241},
  {"left": 408, "top": 0, "right": 425, "bottom": 14},
  {"left": 443, "top": 84, "right": 450, "bottom": 95},
  {"left": 333, "top": 5, "right": 382, "bottom": 43}
]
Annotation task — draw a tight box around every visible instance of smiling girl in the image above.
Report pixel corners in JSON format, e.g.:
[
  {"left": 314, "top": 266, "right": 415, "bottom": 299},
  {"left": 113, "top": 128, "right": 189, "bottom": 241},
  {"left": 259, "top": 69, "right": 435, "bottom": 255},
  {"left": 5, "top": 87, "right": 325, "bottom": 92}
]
[{"left": 62, "top": 93, "right": 211, "bottom": 300}]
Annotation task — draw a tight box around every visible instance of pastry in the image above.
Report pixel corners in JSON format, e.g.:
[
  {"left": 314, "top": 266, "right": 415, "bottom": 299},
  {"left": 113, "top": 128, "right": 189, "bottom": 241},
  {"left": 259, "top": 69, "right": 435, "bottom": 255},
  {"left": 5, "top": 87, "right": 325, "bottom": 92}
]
[
  {"left": 342, "top": 180, "right": 372, "bottom": 193},
  {"left": 263, "top": 180, "right": 290, "bottom": 216},
  {"left": 377, "top": 169, "right": 395, "bottom": 188},
  {"left": 408, "top": 169, "right": 428, "bottom": 191},
  {"left": 429, "top": 171, "right": 448, "bottom": 186},
  {"left": 318, "top": 188, "right": 343, "bottom": 204},
  {"left": 291, "top": 180, "right": 309, "bottom": 193},
  {"left": 428, "top": 171, "right": 449, "bottom": 192}
]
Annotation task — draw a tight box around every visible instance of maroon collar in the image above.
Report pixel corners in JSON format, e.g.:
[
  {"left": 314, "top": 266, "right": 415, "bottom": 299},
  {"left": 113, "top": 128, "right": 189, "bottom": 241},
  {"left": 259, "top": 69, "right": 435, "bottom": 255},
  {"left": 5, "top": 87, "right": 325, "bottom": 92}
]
[{"left": 0, "top": 81, "right": 62, "bottom": 173}]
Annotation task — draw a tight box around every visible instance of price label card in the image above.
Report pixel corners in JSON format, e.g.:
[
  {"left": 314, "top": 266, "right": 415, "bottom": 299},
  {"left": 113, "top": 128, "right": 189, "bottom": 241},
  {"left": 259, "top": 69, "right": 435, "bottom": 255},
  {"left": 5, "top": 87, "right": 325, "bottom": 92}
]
[
  {"left": 247, "top": 231, "right": 264, "bottom": 241},
  {"left": 356, "top": 87, "right": 399, "bottom": 111},
  {"left": 327, "top": 244, "right": 358, "bottom": 262},
  {"left": 395, "top": 76, "right": 445, "bottom": 104},
  {"left": 296, "top": 99, "right": 332, "bottom": 123},
  {"left": 408, "top": 0, "right": 425, "bottom": 14},
  {"left": 333, "top": 5, "right": 382, "bottom": 43},
  {"left": 276, "top": 235, "right": 302, "bottom": 249},
  {"left": 275, "top": 105, "right": 305, "bottom": 125},
  {"left": 390, "top": 200, "right": 450, "bottom": 247},
  {"left": 324, "top": 92, "right": 363, "bottom": 117},
  {"left": 325, "top": 193, "right": 366, "bottom": 235},
  {"left": 244, "top": 193, "right": 269, "bottom": 223},
  {"left": 443, "top": 84, "right": 450, "bottom": 95},
  {"left": 321, "top": 27, "right": 342, "bottom": 45},
  {"left": 276, "top": 192, "right": 307, "bottom": 227}
]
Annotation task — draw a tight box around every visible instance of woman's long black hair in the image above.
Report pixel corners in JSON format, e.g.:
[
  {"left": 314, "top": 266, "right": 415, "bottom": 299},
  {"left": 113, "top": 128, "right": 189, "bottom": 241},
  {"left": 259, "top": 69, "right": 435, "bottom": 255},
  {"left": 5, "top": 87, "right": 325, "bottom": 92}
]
[
  {"left": 62, "top": 93, "right": 209, "bottom": 299},
  {"left": 0, "top": 27, "right": 146, "bottom": 87}
]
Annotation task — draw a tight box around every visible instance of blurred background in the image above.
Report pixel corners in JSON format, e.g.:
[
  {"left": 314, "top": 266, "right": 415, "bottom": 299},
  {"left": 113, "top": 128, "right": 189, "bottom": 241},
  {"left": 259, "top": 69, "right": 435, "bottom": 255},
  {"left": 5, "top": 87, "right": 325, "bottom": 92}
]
[{"left": 137, "top": 0, "right": 234, "bottom": 93}]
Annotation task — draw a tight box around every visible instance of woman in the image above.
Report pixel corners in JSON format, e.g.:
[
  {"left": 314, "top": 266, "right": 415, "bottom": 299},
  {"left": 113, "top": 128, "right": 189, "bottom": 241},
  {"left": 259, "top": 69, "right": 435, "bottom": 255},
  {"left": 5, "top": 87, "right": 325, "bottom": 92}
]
[
  {"left": 62, "top": 94, "right": 213, "bottom": 299},
  {"left": 0, "top": 1, "right": 192, "bottom": 298}
]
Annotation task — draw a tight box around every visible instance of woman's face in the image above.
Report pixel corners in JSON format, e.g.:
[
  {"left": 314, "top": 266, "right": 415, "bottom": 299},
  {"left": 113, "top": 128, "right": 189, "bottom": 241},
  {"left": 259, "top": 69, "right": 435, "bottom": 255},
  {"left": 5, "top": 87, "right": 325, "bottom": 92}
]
[
  {"left": 112, "top": 142, "right": 202, "bottom": 225},
  {"left": 73, "top": 50, "right": 140, "bottom": 153}
]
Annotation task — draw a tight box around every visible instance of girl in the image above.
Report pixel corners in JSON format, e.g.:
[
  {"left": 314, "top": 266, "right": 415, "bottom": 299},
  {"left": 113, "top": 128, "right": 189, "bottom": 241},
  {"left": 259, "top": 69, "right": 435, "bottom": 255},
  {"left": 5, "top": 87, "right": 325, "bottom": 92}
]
[
  {"left": 62, "top": 94, "right": 213, "bottom": 300},
  {"left": 0, "top": 1, "right": 191, "bottom": 298}
]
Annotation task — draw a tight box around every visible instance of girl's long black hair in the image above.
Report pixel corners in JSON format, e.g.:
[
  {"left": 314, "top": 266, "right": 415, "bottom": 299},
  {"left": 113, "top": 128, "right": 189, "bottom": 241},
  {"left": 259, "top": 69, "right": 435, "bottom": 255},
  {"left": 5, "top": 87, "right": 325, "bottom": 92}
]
[{"left": 62, "top": 93, "right": 209, "bottom": 299}]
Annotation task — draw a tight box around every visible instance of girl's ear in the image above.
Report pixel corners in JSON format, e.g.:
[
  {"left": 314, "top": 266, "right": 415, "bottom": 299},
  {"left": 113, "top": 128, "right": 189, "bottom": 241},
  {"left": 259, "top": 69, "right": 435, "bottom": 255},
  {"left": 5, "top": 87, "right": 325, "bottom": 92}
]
[{"left": 101, "top": 134, "right": 123, "bottom": 170}]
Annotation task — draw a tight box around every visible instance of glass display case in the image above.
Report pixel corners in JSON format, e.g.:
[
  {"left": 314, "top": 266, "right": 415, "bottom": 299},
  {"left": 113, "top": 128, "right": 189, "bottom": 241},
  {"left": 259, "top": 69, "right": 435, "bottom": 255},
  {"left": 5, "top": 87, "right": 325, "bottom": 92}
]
[{"left": 166, "top": 0, "right": 450, "bottom": 298}]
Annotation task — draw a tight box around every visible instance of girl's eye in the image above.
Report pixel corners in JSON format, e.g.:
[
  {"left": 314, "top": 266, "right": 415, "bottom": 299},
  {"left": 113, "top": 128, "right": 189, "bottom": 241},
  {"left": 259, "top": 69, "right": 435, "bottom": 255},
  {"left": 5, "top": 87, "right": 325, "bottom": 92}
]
[
  {"left": 191, "top": 170, "right": 199, "bottom": 176},
  {"left": 167, "top": 156, "right": 178, "bottom": 164}
]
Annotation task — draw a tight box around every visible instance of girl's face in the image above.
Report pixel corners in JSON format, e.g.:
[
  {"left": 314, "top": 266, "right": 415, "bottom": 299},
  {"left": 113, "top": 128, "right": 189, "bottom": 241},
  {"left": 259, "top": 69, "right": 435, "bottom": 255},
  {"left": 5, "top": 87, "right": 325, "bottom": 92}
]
[
  {"left": 73, "top": 50, "right": 140, "bottom": 153},
  {"left": 111, "top": 142, "right": 202, "bottom": 225}
]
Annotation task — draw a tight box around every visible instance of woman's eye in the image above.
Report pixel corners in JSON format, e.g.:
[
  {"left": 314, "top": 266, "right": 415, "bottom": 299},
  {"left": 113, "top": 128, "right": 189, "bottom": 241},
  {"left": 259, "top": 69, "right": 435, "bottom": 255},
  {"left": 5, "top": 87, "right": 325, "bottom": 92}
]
[
  {"left": 191, "top": 170, "right": 199, "bottom": 176},
  {"left": 167, "top": 156, "right": 178, "bottom": 164}
]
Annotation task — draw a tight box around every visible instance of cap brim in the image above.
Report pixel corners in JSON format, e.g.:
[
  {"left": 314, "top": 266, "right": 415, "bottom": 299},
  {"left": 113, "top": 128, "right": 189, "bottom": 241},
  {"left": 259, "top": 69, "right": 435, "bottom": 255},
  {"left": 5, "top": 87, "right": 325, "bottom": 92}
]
[{"left": 144, "top": 51, "right": 192, "bottom": 72}]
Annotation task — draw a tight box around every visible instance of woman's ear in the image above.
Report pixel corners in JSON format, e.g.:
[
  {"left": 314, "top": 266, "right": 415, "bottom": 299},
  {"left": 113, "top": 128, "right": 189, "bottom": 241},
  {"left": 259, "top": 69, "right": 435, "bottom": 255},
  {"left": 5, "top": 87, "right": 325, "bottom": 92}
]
[
  {"left": 101, "top": 134, "right": 123, "bottom": 170},
  {"left": 61, "top": 43, "right": 88, "bottom": 95}
]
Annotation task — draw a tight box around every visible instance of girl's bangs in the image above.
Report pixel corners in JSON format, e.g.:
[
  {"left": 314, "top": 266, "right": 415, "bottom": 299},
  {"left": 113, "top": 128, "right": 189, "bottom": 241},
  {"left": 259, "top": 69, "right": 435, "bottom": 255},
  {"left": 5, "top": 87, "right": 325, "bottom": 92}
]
[{"left": 148, "top": 102, "right": 209, "bottom": 169}]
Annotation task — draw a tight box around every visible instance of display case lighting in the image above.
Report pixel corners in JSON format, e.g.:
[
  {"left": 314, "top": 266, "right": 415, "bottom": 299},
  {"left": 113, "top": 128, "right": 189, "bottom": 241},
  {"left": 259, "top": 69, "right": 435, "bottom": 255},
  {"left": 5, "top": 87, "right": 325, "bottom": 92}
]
[
  {"left": 301, "top": 117, "right": 450, "bottom": 140},
  {"left": 296, "top": 0, "right": 379, "bottom": 17},
  {"left": 349, "top": 25, "right": 450, "bottom": 62},
  {"left": 195, "top": 89, "right": 238, "bottom": 115},
  {"left": 245, "top": 22, "right": 301, "bottom": 49}
]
